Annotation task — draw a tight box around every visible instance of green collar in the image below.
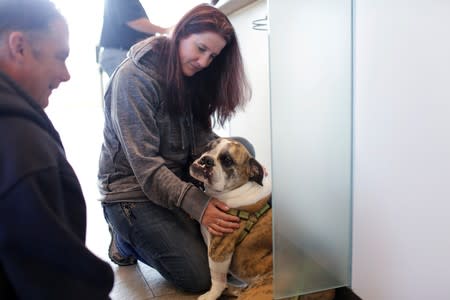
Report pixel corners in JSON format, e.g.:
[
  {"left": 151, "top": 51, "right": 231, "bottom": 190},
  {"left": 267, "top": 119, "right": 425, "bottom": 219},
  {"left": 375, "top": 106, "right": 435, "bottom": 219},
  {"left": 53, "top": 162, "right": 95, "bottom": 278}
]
[{"left": 227, "top": 203, "right": 271, "bottom": 245}]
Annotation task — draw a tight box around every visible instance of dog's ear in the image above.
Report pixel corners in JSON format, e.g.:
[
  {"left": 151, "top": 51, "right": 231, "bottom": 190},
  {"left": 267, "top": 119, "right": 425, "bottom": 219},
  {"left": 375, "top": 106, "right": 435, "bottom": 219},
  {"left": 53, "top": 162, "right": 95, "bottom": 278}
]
[{"left": 249, "top": 158, "right": 264, "bottom": 186}]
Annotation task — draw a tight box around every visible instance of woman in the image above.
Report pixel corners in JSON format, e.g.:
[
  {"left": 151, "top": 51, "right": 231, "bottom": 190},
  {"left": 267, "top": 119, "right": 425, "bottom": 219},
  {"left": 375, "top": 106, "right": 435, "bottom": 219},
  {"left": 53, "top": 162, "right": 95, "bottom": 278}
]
[{"left": 98, "top": 4, "right": 251, "bottom": 292}]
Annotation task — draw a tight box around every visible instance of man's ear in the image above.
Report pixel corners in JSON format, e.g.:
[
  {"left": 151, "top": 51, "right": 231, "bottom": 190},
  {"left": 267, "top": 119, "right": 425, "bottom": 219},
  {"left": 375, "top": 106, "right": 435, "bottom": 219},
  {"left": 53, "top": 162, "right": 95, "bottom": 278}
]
[{"left": 7, "top": 31, "right": 27, "bottom": 62}]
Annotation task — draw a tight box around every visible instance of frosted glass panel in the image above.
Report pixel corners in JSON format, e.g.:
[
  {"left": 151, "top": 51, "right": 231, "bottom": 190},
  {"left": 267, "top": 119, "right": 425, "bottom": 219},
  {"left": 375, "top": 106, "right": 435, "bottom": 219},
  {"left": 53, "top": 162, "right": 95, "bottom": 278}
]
[{"left": 268, "top": 0, "right": 352, "bottom": 298}]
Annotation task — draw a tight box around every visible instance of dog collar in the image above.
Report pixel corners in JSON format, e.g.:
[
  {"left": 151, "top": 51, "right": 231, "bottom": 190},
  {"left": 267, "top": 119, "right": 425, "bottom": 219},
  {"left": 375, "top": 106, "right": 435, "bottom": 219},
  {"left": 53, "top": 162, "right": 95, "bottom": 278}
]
[{"left": 227, "top": 202, "right": 271, "bottom": 245}]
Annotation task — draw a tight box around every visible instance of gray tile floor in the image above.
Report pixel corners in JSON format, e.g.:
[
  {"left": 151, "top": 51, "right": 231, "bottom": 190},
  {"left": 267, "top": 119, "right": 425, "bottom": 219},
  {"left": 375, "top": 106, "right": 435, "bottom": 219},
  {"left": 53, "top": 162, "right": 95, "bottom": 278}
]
[{"left": 109, "top": 263, "right": 201, "bottom": 300}]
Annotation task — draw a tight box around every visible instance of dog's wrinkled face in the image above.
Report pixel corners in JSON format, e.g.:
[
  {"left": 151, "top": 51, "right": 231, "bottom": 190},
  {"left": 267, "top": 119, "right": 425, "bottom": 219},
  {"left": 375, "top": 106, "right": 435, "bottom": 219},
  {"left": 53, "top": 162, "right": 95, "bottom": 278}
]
[{"left": 190, "top": 138, "right": 264, "bottom": 193}]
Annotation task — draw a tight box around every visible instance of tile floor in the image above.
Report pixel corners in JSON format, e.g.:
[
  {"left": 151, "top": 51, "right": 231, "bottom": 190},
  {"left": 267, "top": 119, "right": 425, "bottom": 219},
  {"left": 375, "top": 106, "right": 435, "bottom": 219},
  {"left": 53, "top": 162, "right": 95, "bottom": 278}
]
[
  {"left": 109, "top": 263, "right": 202, "bottom": 300},
  {"left": 86, "top": 210, "right": 203, "bottom": 300}
]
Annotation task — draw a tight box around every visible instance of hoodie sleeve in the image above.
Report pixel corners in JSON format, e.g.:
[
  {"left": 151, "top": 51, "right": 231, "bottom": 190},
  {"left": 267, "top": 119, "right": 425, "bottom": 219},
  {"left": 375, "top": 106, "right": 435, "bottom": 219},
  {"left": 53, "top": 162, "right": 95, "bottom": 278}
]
[{"left": 109, "top": 61, "right": 210, "bottom": 222}]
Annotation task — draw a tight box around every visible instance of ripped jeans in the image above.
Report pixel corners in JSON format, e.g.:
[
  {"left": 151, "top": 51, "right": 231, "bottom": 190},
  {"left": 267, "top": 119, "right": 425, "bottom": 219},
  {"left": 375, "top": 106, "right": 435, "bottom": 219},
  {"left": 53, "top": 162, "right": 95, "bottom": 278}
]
[{"left": 102, "top": 201, "right": 210, "bottom": 292}]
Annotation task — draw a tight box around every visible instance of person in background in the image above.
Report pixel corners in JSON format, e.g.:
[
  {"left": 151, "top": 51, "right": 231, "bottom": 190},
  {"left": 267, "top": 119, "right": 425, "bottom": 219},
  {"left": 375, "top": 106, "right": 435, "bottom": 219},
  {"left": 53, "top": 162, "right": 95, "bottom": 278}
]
[
  {"left": 98, "top": 0, "right": 170, "bottom": 76},
  {"left": 0, "top": 0, "right": 114, "bottom": 298},
  {"left": 98, "top": 3, "right": 251, "bottom": 293}
]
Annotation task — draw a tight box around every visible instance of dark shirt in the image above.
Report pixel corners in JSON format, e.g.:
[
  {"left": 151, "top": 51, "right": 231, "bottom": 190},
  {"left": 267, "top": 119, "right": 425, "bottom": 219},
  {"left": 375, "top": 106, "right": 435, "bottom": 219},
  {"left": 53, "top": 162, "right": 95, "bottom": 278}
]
[
  {"left": 100, "top": 0, "right": 153, "bottom": 50},
  {"left": 0, "top": 71, "right": 114, "bottom": 299}
]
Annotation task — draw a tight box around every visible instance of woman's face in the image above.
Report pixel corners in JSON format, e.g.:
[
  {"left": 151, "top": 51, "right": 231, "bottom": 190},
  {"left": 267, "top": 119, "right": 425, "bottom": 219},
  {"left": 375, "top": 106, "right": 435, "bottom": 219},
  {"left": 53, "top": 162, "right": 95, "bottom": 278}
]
[{"left": 178, "top": 31, "right": 226, "bottom": 77}]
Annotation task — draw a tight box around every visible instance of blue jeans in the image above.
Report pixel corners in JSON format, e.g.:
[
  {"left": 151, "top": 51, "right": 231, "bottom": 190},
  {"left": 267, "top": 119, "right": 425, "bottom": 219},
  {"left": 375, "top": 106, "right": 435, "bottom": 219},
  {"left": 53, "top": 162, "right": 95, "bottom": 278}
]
[{"left": 102, "top": 201, "right": 210, "bottom": 292}]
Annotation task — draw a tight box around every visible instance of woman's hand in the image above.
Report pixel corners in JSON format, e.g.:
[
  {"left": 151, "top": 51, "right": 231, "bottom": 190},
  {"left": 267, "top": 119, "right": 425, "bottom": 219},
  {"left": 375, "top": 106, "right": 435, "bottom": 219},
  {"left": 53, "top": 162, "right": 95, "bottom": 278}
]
[{"left": 201, "top": 198, "right": 240, "bottom": 236}]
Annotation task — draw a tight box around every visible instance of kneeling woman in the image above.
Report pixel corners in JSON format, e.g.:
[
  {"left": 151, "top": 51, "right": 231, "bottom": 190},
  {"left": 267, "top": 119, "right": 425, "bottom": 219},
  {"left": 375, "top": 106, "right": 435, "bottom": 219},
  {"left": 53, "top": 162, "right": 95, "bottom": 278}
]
[{"left": 98, "top": 3, "right": 251, "bottom": 292}]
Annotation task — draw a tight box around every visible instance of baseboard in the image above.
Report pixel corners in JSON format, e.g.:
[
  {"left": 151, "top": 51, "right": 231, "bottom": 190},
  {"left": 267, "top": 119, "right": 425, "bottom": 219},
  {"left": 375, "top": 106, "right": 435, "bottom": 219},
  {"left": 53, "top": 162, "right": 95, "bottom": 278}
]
[{"left": 334, "top": 287, "right": 362, "bottom": 300}]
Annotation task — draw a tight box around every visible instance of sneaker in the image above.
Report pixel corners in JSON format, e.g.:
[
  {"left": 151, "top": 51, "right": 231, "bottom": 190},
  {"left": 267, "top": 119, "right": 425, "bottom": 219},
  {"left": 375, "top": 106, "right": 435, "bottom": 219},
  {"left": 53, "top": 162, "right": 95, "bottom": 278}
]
[{"left": 108, "top": 226, "right": 137, "bottom": 266}]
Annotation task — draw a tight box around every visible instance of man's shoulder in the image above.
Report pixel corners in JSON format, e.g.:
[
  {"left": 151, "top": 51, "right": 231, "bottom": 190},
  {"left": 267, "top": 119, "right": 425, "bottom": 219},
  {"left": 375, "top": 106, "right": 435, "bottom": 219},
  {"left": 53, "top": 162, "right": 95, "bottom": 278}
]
[
  {"left": 0, "top": 118, "right": 70, "bottom": 197},
  {"left": 1, "top": 116, "right": 58, "bottom": 149},
  {"left": 0, "top": 117, "right": 63, "bottom": 171}
]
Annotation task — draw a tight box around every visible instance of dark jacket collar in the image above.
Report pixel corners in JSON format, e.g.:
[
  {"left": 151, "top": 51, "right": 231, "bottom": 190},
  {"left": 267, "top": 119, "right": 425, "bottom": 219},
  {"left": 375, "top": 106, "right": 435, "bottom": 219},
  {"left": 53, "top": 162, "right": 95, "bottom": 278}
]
[{"left": 0, "top": 70, "right": 63, "bottom": 148}]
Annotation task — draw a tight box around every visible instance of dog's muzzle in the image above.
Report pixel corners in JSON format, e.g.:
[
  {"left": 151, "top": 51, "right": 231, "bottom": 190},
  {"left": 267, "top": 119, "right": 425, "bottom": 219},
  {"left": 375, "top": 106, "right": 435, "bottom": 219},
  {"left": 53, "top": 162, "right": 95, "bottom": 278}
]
[
  {"left": 199, "top": 155, "right": 215, "bottom": 168},
  {"left": 190, "top": 156, "right": 215, "bottom": 183}
]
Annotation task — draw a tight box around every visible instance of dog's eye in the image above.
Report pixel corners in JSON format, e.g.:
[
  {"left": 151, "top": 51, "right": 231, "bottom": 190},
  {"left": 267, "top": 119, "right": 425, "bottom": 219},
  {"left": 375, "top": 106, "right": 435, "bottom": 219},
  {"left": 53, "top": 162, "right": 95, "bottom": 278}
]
[{"left": 220, "top": 155, "right": 234, "bottom": 168}]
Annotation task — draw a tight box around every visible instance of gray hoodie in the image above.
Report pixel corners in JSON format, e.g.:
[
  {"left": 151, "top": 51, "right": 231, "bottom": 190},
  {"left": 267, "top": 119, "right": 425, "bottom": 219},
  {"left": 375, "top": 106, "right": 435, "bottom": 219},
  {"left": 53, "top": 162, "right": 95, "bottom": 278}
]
[{"left": 98, "top": 36, "right": 217, "bottom": 222}]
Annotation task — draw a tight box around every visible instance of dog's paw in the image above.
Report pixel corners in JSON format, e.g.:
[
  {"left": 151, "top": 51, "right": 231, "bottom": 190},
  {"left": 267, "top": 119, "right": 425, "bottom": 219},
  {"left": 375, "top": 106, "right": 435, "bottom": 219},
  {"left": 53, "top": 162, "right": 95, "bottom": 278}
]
[{"left": 198, "top": 291, "right": 218, "bottom": 300}]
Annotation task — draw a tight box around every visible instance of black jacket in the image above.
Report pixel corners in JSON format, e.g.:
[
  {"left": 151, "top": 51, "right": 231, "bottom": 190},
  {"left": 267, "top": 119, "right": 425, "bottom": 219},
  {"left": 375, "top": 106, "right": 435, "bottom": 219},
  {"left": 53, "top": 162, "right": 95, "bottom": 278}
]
[{"left": 0, "top": 71, "right": 114, "bottom": 299}]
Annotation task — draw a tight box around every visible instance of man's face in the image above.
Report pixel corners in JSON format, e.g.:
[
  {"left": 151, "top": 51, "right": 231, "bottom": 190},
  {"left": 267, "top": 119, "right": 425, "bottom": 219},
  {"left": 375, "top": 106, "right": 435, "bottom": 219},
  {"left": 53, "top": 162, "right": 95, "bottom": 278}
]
[{"left": 21, "top": 18, "right": 70, "bottom": 108}]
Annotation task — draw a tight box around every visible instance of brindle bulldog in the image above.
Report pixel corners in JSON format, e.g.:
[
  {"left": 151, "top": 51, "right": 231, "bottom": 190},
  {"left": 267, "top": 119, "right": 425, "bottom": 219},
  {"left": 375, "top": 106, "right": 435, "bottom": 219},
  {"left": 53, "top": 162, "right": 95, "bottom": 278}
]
[{"left": 190, "top": 137, "right": 273, "bottom": 300}]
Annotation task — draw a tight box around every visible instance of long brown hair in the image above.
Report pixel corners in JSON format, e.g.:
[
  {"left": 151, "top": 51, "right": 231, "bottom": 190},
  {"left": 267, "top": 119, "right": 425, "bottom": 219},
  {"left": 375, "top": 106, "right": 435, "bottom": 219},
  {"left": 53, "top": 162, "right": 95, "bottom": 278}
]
[{"left": 164, "top": 4, "right": 251, "bottom": 128}]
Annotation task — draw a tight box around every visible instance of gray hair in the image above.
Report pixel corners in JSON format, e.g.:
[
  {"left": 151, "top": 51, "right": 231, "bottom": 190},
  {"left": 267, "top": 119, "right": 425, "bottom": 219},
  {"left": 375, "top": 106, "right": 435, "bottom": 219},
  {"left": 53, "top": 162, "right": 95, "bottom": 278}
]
[{"left": 0, "top": 0, "right": 64, "bottom": 35}]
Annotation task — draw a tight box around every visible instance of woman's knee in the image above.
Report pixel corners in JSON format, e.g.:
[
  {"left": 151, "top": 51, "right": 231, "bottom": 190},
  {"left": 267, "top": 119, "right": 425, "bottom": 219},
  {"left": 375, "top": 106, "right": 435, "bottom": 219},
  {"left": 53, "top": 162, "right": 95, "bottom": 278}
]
[
  {"left": 172, "top": 267, "right": 211, "bottom": 293},
  {"left": 149, "top": 251, "right": 211, "bottom": 292}
]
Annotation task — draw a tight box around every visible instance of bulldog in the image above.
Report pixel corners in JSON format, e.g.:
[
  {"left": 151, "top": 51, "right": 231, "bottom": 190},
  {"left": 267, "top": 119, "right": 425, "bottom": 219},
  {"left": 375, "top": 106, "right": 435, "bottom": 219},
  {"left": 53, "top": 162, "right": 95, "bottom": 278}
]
[{"left": 189, "top": 137, "right": 273, "bottom": 300}]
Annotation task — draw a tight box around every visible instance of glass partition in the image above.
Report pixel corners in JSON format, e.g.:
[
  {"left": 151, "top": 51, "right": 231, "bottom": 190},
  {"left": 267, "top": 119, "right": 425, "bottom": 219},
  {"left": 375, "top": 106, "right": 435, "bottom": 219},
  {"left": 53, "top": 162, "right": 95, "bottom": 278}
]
[{"left": 268, "top": 0, "right": 353, "bottom": 298}]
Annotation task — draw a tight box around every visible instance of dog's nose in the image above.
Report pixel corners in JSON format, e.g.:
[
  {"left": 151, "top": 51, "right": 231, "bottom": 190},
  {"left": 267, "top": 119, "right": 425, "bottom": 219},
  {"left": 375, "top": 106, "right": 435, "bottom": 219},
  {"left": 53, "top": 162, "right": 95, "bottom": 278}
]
[{"left": 200, "top": 156, "right": 215, "bottom": 167}]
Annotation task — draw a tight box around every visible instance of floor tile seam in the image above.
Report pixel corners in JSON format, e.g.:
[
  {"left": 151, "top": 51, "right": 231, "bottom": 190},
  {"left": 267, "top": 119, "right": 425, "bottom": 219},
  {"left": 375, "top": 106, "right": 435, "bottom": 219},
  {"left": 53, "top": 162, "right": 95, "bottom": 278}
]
[{"left": 136, "top": 263, "right": 157, "bottom": 298}]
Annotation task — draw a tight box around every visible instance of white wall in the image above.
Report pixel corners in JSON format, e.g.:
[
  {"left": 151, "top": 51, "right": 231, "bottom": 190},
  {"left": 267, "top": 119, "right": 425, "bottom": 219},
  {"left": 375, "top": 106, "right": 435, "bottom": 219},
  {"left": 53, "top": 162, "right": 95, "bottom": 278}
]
[
  {"left": 352, "top": 1, "right": 450, "bottom": 299},
  {"left": 223, "top": 1, "right": 272, "bottom": 173}
]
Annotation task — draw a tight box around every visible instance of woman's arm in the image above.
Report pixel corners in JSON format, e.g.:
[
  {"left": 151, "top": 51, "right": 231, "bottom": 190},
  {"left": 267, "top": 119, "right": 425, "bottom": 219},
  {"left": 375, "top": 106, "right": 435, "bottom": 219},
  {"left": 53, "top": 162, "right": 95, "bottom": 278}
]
[
  {"left": 110, "top": 65, "right": 209, "bottom": 221},
  {"left": 127, "top": 17, "right": 169, "bottom": 35}
]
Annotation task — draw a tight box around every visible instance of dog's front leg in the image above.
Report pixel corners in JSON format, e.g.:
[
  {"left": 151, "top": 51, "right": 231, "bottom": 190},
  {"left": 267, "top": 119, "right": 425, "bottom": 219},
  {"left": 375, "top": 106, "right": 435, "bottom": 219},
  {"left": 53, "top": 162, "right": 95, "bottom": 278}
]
[{"left": 198, "top": 255, "right": 232, "bottom": 300}]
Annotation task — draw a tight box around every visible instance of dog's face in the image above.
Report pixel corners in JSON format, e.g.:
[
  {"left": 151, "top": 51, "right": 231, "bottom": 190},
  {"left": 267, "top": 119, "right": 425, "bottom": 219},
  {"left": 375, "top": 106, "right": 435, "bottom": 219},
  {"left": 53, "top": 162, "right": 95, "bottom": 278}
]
[{"left": 190, "top": 138, "right": 264, "bottom": 193}]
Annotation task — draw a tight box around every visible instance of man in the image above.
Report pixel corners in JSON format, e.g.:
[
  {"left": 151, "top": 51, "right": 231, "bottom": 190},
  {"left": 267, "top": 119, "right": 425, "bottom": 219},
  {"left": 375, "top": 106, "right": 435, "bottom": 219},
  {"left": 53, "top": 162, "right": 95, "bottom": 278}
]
[
  {"left": 98, "top": 0, "right": 169, "bottom": 76},
  {"left": 0, "top": 0, "right": 114, "bottom": 299}
]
